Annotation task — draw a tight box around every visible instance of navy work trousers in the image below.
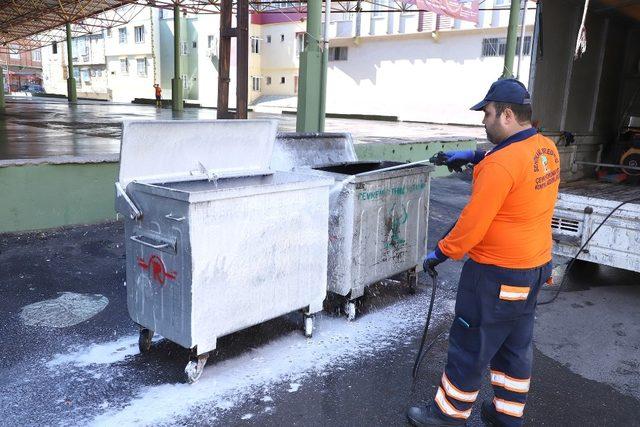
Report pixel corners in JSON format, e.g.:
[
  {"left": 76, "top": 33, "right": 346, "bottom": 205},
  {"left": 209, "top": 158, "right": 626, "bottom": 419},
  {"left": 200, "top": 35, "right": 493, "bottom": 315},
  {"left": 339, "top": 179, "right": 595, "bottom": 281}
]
[{"left": 432, "top": 259, "right": 552, "bottom": 426}]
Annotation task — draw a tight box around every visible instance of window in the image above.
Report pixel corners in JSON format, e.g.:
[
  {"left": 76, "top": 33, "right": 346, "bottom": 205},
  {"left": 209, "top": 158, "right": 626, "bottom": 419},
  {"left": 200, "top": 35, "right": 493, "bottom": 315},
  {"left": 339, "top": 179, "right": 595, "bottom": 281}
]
[
  {"left": 482, "top": 38, "right": 499, "bottom": 57},
  {"left": 295, "top": 33, "right": 305, "bottom": 57},
  {"left": 32, "top": 49, "right": 42, "bottom": 61},
  {"left": 266, "top": 35, "right": 272, "bottom": 43},
  {"left": 328, "top": 46, "right": 348, "bottom": 61},
  {"left": 134, "top": 26, "right": 145, "bottom": 43},
  {"left": 280, "top": 34, "right": 285, "bottom": 42},
  {"left": 207, "top": 35, "right": 215, "bottom": 48},
  {"left": 9, "top": 46, "right": 19, "bottom": 59},
  {"left": 106, "top": 28, "right": 112, "bottom": 37},
  {"left": 252, "top": 76, "right": 261, "bottom": 91},
  {"left": 516, "top": 36, "right": 532, "bottom": 56},
  {"left": 266, "top": 76, "right": 272, "bottom": 85},
  {"left": 120, "top": 58, "right": 129, "bottom": 74},
  {"left": 119, "top": 28, "right": 127, "bottom": 44},
  {"left": 137, "top": 58, "right": 147, "bottom": 76},
  {"left": 192, "top": 41, "right": 197, "bottom": 48},
  {"left": 373, "top": 0, "right": 384, "bottom": 17},
  {"left": 280, "top": 76, "right": 286, "bottom": 84},
  {"left": 251, "top": 37, "right": 260, "bottom": 54},
  {"left": 181, "top": 41, "right": 188, "bottom": 55},
  {"left": 481, "top": 36, "right": 531, "bottom": 57},
  {"left": 52, "top": 42, "right": 58, "bottom": 54}
]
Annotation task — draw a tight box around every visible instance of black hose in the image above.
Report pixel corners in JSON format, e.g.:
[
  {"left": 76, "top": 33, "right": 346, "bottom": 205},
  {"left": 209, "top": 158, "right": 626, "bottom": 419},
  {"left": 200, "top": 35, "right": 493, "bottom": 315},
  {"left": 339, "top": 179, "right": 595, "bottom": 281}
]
[
  {"left": 539, "top": 195, "right": 640, "bottom": 305},
  {"left": 412, "top": 268, "right": 438, "bottom": 380},
  {"left": 410, "top": 222, "right": 457, "bottom": 389}
]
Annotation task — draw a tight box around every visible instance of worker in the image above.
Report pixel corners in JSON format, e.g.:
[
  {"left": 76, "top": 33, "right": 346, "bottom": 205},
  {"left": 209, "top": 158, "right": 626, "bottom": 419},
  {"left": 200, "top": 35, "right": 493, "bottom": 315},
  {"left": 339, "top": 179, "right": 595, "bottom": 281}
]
[
  {"left": 407, "top": 78, "right": 560, "bottom": 427},
  {"left": 153, "top": 83, "right": 162, "bottom": 108}
]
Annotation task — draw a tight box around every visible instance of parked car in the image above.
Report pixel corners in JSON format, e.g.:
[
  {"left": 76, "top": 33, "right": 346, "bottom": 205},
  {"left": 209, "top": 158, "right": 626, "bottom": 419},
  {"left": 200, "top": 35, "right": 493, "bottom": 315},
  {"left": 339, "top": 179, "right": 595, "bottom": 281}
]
[{"left": 20, "top": 84, "right": 45, "bottom": 93}]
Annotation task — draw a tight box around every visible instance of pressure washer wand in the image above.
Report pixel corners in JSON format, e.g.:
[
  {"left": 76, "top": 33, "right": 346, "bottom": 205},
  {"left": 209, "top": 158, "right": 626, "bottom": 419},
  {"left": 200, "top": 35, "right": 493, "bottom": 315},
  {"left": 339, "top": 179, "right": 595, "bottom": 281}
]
[{"left": 355, "top": 159, "right": 433, "bottom": 177}]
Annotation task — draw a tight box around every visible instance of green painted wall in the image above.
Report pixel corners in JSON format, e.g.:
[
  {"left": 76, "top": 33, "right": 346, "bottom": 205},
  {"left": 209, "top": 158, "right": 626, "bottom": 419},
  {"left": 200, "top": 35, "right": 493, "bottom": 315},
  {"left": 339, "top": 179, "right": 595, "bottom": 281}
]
[
  {"left": 355, "top": 139, "right": 477, "bottom": 177},
  {"left": 0, "top": 162, "right": 119, "bottom": 234},
  {"left": 0, "top": 138, "right": 476, "bottom": 234}
]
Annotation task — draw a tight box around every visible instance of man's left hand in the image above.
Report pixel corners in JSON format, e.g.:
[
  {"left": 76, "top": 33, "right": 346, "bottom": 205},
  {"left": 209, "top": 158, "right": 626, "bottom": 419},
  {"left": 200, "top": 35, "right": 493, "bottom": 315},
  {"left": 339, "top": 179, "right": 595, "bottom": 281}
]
[{"left": 423, "top": 251, "right": 443, "bottom": 272}]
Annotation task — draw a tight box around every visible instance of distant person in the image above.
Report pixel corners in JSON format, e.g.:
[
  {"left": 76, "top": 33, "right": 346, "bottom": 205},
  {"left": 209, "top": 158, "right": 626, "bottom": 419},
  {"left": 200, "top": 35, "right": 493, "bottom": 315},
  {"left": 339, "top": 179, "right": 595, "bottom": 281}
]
[{"left": 153, "top": 84, "right": 162, "bottom": 108}]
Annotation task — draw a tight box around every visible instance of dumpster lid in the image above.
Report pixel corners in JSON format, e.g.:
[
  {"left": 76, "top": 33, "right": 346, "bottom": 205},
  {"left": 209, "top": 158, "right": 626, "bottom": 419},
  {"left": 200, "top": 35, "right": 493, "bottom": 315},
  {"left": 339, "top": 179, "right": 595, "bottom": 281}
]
[
  {"left": 118, "top": 119, "right": 278, "bottom": 188},
  {"left": 270, "top": 132, "right": 357, "bottom": 171}
]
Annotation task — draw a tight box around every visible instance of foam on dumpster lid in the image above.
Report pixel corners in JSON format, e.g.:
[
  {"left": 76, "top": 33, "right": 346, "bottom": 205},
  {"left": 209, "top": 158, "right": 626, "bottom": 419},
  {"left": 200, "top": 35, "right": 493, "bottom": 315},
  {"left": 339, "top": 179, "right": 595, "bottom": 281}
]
[
  {"left": 270, "top": 132, "right": 358, "bottom": 171},
  {"left": 118, "top": 120, "right": 278, "bottom": 189}
]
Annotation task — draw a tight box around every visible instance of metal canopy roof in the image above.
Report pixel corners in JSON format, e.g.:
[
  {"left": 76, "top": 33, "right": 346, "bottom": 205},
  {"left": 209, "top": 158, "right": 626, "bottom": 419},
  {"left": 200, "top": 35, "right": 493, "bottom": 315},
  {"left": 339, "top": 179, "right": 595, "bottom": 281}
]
[{"left": 0, "top": 1, "right": 144, "bottom": 52}]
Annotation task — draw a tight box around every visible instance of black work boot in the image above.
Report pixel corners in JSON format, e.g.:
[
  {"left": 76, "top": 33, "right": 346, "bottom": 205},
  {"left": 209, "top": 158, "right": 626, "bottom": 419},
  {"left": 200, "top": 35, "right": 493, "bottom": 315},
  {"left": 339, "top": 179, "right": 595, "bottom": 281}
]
[
  {"left": 406, "top": 403, "right": 466, "bottom": 426},
  {"left": 480, "top": 400, "right": 505, "bottom": 427}
]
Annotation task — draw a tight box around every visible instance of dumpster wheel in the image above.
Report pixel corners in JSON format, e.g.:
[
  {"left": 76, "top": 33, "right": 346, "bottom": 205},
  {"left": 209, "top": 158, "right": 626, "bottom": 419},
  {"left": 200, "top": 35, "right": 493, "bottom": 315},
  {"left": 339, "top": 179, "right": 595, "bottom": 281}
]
[
  {"left": 344, "top": 301, "right": 357, "bottom": 322},
  {"left": 303, "top": 314, "right": 314, "bottom": 338},
  {"left": 138, "top": 327, "right": 154, "bottom": 353},
  {"left": 406, "top": 267, "right": 418, "bottom": 295},
  {"left": 185, "top": 353, "right": 209, "bottom": 384}
]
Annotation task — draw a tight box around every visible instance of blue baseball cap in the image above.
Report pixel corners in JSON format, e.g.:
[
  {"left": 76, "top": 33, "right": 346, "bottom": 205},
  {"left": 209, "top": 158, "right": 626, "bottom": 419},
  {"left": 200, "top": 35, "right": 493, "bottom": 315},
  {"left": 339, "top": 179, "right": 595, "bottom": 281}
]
[{"left": 470, "top": 78, "right": 531, "bottom": 111}]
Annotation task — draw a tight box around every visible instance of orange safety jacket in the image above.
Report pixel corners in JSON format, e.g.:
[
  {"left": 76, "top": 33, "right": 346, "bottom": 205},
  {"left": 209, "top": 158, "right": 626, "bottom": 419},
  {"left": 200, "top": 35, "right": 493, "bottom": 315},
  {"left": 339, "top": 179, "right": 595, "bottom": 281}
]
[
  {"left": 437, "top": 128, "right": 560, "bottom": 269},
  {"left": 155, "top": 86, "right": 162, "bottom": 97}
]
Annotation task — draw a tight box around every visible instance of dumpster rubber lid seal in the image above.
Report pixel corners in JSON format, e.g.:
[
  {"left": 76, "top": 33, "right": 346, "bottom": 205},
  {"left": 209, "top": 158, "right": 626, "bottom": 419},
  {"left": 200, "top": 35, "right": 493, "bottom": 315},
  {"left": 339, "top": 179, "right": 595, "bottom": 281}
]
[{"left": 118, "top": 119, "right": 278, "bottom": 189}]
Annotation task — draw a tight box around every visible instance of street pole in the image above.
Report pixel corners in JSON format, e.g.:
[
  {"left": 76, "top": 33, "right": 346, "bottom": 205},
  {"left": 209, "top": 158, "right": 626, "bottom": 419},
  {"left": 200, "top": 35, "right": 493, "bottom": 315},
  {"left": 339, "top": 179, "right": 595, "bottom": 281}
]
[
  {"left": 502, "top": 0, "right": 522, "bottom": 79},
  {"left": 65, "top": 22, "right": 77, "bottom": 103},
  {"left": 318, "top": 0, "right": 332, "bottom": 132},
  {"left": 516, "top": 0, "right": 528, "bottom": 80},
  {"left": 0, "top": 64, "right": 5, "bottom": 109},
  {"left": 296, "top": 0, "right": 323, "bottom": 132},
  {"left": 172, "top": 4, "right": 183, "bottom": 111},
  {"left": 236, "top": 0, "right": 249, "bottom": 119}
]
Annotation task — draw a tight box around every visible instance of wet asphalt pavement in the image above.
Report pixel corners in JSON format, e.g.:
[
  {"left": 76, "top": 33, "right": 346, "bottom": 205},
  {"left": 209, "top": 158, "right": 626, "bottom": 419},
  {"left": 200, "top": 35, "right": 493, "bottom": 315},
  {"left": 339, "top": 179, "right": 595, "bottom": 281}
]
[
  {"left": 0, "top": 96, "right": 485, "bottom": 161},
  {"left": 1, "top": 174, "right": 639, "bottom": 426}
]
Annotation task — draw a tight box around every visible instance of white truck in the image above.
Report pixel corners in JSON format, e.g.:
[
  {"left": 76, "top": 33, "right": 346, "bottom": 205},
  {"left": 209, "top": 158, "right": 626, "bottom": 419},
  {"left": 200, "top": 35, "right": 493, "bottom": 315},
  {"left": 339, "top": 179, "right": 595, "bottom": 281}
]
[{"left": 527, "top": 0, "right": 640, "bottom": 273}]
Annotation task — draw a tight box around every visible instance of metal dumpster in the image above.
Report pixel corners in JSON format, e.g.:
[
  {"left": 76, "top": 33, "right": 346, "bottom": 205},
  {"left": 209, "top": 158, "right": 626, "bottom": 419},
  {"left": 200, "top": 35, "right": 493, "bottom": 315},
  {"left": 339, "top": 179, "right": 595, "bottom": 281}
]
[
  {"left": 115, "top": 120, "right": 332, "bottom": 382},
  {"left": 272, "top": 133, "right": 433, "bottom": 320}
]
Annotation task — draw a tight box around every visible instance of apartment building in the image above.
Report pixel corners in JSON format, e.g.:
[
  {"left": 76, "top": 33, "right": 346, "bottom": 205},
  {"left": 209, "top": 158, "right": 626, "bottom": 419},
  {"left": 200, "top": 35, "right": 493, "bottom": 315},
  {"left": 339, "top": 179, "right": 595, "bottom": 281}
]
[
  {"left": 39, "top": 1, "right": 533, "bottom": 125},
  {"left": 2, "top": 46, "right": 42, "bottom": 92},
  {"left": 42, "top": 6, "right": 160, "bottom": 102},
  {"left": 105, "top": 7, "right": 160, "bottom": 102},
  {"left": 246, "top": 0, "right": 535, "bottom": 124},
  {"left": 42, "top": 34, "right": 109, "bottom": 99}
]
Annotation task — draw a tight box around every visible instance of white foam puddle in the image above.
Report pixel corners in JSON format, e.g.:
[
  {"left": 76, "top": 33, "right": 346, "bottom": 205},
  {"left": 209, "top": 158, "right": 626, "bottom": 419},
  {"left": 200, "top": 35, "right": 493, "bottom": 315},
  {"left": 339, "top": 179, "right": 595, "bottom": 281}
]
[
  {"left": 20, "top": 292, "right": 109, "bottom": 328},
  {"left": 47, "top": 334, "right": 159, "bottom": 368},
  {"left": 84, "top": 294, "right": 453, "bottom": 426}
]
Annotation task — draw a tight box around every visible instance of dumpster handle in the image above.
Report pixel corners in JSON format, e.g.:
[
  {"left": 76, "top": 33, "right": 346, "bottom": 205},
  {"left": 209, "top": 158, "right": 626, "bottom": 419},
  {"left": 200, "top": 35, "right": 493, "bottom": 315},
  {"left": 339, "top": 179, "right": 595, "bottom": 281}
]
[
  {"left": 115, "top": 182, "right": 142, "bottom": 220},
  {"left": 165, "top": 213, "right": 186, "bottom": 222},
  {"left": 130, "top": 235, "right": 175, "bottom": 252}
]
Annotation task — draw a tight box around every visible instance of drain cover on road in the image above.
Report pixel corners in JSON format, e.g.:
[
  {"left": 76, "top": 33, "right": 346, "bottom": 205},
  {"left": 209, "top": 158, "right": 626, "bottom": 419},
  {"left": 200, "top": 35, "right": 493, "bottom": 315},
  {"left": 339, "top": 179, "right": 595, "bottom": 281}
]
[{"left": 20, "top": 292, "right": 109, "bottom": 328}]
